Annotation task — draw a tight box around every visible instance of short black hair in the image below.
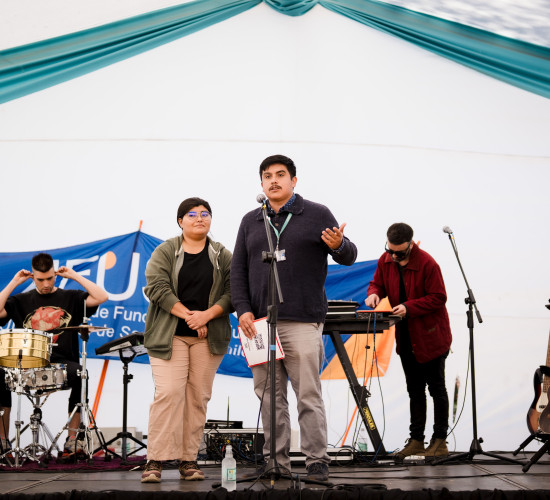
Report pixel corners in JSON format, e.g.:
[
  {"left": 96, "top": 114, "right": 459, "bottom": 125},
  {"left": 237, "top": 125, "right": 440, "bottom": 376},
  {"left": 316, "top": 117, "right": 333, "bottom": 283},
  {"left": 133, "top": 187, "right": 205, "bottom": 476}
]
[
  {"left": 176, "top": 197, "right": 212, "bottom": 225},
  {"left": 31, "top": 253, "right": 54, "bottom": 273},
  {"left": 259, "top": 154, "right": 296, "bottom": 179},
  {"left": 387, "top": 223, "right": 414, "bottom": 245}
]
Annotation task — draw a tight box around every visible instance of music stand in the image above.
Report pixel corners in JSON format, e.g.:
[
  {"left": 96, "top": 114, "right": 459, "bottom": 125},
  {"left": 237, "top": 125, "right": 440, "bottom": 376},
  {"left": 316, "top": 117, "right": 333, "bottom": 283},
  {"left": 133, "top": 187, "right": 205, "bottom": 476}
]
[{"left": 96, "top": 347, "right": 147, "bottom": 463}]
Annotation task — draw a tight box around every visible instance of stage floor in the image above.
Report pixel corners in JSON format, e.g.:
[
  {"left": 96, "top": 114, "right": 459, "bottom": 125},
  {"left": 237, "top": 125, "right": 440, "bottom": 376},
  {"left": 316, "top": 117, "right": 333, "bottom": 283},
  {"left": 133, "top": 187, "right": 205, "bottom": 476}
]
[{"left": 1, "top": 452, "right": 549, "bottom": 497}]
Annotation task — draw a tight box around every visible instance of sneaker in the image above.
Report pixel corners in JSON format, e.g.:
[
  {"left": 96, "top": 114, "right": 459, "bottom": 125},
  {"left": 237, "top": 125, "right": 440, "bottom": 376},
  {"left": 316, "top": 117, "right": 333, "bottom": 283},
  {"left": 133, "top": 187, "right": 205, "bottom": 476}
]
[
  {"left": 391, "top": 438, "right": 425, "bottom": 462},
  {"left": 423, "top": 437, "right": 449, "bottom": 460},
  {"left": 179, "top": 460, "right": 205, "bottom": 481},
  {"left": 1, "top": 438, "right": 13, "bottom": 462},
  {"left": 141, "top": 460, "right": 162, "bottom": 483},
  {"left": 61, "top": 436, "right": 86, "bottom": 461},
  {"left": 306, "top": 462, "right": 329, "bottom": 482}
]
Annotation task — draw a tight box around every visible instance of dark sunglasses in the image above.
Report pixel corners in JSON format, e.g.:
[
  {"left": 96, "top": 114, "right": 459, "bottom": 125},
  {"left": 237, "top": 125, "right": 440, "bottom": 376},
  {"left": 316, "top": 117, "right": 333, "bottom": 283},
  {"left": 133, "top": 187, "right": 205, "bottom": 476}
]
[{"left": 385, "top": 241, "right": 411, "bottom": 259}]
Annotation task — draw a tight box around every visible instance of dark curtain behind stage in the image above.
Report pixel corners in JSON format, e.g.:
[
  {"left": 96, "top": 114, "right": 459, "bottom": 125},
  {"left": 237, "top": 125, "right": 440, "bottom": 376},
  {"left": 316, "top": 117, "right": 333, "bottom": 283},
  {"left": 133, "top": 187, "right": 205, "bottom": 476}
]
[{"left": 2, "top": 488, "right": 550, "bottom": 500}]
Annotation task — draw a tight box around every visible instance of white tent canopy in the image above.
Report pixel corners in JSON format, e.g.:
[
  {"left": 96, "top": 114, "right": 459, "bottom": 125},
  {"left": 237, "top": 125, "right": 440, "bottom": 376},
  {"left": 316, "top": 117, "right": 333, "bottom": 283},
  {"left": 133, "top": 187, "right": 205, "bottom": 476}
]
[{"left": 1, "top": 0, "right": 549, "bottom": 454}]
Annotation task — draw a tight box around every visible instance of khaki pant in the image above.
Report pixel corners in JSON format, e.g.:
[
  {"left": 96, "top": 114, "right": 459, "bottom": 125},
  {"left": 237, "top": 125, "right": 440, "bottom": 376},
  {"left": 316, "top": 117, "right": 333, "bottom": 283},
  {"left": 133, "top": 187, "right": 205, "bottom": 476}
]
[
  {"left": 146, "top": 336, "right": 223, "bottom": 461},
  {"left": 252, "top": 320, "right": 330, "bottom": 469}
]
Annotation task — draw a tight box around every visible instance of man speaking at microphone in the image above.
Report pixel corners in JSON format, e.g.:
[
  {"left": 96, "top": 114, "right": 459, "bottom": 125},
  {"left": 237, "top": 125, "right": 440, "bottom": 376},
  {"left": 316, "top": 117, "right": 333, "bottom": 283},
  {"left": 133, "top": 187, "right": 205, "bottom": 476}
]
[
  {"left": 231, "top": 154, "right": 357, "bottom": 481},
  {"left": 365, "top": 223, "right": 452, "bottom": 461}
]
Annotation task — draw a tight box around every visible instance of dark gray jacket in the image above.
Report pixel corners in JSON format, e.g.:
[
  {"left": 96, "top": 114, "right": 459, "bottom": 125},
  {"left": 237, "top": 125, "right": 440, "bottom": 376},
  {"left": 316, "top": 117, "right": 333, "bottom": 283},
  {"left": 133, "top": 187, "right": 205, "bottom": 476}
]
[{"left": 231, "top": 194, "right": 357, "bottom": 323}]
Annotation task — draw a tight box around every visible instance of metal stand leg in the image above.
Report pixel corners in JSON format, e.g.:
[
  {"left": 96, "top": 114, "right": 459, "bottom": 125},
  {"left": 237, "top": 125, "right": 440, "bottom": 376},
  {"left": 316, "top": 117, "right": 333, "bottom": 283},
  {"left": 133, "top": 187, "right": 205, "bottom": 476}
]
[
  {"left": 514, "top": 430, "right": 550, "bottom": 472},
  {"left": 99, "top": 352, "right": 146, "bottom": 463},
  {"left": 1, "top": 366, "right": 41, "bottom": 467},
  {"left": 76, "top": 329, "right": 111, "bottom": 460},
  {"left": 522, "top": 438, "right": 550, "bottom": 472},
  {"left": 45, "top": 402, "right": 80, "bottom": 459},
  {"left": 1, "top": 381, "right": 61, "bottom": 466},
  {"left": 22, "top": 392, "right": 59, "bottom": 462},
  {"left": 46, "top": 321, "right": 111, "bottom": 462}
]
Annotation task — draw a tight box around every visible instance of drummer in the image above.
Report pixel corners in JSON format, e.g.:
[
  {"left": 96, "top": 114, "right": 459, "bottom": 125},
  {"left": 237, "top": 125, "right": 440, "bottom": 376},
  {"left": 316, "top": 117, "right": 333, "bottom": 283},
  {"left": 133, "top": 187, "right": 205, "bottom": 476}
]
[{"left": 0, "top": 252, "right": 108, "bottom": 460}]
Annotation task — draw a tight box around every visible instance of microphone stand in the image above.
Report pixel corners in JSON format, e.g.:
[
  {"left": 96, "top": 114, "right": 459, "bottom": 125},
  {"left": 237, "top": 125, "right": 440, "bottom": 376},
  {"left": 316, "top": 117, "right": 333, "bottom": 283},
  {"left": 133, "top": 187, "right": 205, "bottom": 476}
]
[{"left": 434, "top": 230, "right": 522, "bottom": 465}]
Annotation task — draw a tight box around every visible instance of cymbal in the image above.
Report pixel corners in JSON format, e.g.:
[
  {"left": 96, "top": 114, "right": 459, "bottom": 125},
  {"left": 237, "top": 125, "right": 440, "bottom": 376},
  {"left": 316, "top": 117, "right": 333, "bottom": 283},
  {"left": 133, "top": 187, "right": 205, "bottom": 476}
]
[{"left": 51, "top": 325, "right": 107, "bottom": 331}]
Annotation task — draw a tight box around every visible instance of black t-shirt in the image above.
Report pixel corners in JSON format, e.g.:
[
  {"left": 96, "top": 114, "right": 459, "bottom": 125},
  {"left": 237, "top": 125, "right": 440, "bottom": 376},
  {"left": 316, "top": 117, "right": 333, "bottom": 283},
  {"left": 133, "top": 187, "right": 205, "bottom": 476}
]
[
  {"left": 1, "top": 288, "right": 98, "bottom": 362},
  {"left": 175, "top": 243, "right": 213, "bottom": 337}
]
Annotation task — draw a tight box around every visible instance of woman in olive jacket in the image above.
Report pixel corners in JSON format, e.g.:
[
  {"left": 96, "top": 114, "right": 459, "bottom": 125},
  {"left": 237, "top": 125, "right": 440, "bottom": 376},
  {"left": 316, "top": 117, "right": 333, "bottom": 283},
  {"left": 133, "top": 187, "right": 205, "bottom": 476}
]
[{"left": 141, "top": 197, "right": 232, "bottom": 483}]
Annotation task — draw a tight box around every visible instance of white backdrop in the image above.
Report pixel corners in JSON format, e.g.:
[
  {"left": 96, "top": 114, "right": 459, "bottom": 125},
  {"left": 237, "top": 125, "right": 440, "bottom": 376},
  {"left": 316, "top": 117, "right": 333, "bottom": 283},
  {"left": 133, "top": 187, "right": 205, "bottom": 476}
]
[{"left": 1, "top": 1, "right": 549, "bottom": 455}]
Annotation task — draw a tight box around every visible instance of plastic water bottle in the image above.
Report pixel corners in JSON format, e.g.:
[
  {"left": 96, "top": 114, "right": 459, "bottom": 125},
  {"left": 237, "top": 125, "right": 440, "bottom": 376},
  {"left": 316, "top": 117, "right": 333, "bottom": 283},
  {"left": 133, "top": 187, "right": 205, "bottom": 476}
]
[{"left": 221, "top": 445, "right": 237, "bottom": 491}]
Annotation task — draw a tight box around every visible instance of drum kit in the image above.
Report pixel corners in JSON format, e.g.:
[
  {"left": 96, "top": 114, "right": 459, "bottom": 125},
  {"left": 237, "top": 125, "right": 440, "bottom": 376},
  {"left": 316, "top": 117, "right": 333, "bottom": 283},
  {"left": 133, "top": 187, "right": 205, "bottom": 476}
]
[{"left": 0, "top": 321, "right": 109, "bottom": 467}]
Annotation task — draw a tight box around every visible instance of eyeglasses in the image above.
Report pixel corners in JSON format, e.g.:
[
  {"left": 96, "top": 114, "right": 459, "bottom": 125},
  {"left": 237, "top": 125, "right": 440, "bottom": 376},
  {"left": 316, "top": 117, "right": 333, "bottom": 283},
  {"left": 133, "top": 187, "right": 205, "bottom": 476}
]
[
  {"left": 186, "top": 211, "right": 211, "bottom": 220},
  {"left": 385, "top": 241, "right": 411, "bottom": 259}
]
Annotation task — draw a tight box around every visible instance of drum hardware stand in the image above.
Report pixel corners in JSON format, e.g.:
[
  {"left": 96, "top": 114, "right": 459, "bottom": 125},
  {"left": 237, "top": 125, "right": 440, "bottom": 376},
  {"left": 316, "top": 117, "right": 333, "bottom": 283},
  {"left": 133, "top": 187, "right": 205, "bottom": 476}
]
[
  {"left": 99, "top": 349, "right": 147, "bottom": 463},
  {"left": 0, "top": 389, "right": 61, "bottom": 466},
  {"left": 6, "top": 389, "right": 61, "bottom": 463},
  {"left": 46, "top": 311, "right": 110, "bottom": 462},
  {"left": 1, "top": 351, "right": 41, "bottom": 467},
  {"left": 19, "top": 391, "right": 60, "bottom": 462}
]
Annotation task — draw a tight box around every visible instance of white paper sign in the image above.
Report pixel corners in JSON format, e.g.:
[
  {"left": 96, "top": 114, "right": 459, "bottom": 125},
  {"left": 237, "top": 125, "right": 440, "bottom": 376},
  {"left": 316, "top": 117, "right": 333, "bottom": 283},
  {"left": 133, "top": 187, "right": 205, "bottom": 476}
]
[{"left": 238, "top": 317, "right": 285, "bottom": 367}]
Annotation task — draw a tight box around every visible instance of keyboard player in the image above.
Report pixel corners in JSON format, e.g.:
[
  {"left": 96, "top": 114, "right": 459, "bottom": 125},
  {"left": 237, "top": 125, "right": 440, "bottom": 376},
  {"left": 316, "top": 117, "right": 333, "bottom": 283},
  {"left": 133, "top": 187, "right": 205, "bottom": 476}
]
[{"left": 365, "top": 223, "right": 452, "bottom": 462}]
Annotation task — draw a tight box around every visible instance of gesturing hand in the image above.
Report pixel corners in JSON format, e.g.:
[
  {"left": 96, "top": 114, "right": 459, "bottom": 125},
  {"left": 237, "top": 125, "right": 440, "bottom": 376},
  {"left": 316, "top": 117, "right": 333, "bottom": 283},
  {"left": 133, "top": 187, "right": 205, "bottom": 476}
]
[{"left": 322, "top": 223, "right": 347, "bottom": 250}]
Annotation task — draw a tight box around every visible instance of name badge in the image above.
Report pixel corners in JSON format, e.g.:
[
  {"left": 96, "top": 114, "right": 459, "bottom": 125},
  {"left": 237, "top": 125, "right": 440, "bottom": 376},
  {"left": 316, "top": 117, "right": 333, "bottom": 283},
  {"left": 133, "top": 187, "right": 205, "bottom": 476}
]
[{"left": 274, "top": 249, "right": 286, "bottom": 262}]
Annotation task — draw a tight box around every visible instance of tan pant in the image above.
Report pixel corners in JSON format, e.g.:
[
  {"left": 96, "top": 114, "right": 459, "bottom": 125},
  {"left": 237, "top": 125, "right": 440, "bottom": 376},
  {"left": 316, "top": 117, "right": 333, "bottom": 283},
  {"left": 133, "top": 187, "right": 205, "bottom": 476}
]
[
  {"left": 252, "top": 320, "right": 330, "bottom": 469},
  {"left": 146, "top": 336, "right": 223, "bottom": 461}
]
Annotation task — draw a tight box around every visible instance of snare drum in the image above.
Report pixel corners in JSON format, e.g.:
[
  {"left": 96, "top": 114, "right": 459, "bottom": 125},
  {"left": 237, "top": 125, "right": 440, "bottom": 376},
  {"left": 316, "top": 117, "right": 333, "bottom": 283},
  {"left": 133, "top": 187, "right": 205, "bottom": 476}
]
[
  {"left": 5, "top": 364, "right": 67, "bottom": 393},
  {"left": 0, "top": 329, "right": 52, "bottom": 368}
]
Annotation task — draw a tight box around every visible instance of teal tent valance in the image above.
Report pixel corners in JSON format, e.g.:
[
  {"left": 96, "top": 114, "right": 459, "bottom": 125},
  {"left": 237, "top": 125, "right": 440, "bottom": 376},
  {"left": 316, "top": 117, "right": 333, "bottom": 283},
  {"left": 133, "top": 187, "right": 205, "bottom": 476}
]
[
  {"left": 264, "top": 0, "right": 318, "bottom": 16},
  {"left": 320, "top": 0, "right": 550, "bottom": 100},
  {"left": 0, "top": 0, "right": 261, "bottom": 105},
  {"left": 1, "top": 0, "right": 549, "bottom": 105}
]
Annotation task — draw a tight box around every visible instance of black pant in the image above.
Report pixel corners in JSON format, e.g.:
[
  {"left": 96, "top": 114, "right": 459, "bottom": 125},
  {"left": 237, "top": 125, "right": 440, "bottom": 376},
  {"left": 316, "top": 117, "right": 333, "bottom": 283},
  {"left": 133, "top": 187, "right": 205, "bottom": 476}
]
[
  {"left": 62, "top": 360, "right": 84, "bottom": 414},
  {"left": 400, "top": 350, "right": 449, "bottom": 441},
  {"left": 0, "top": 368, "right": 10, "bottom": 407}
]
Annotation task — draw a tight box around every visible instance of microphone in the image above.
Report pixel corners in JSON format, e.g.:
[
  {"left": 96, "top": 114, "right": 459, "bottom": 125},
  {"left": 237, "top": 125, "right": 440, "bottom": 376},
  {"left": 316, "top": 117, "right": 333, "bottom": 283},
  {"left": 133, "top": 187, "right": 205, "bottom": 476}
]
[
  {"left": 442, "top": 226, "right": 453, "bottom": 235},
  {"left": 256, "top": 193, "right": 267, "bottom": 204}
]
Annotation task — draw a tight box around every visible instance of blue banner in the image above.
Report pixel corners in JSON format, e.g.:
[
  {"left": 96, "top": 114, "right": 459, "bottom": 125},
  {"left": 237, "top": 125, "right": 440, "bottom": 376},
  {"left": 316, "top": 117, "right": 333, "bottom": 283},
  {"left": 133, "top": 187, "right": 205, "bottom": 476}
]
[{"left": 0, "top": 232, "right": 377, "bottom": 377}]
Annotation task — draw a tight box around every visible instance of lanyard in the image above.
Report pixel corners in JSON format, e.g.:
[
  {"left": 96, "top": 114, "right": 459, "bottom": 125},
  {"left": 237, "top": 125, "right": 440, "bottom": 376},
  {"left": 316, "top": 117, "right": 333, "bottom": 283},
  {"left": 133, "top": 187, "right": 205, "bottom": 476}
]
[{"left": 268, "top": 213, "right": 293, "bottom": 248}]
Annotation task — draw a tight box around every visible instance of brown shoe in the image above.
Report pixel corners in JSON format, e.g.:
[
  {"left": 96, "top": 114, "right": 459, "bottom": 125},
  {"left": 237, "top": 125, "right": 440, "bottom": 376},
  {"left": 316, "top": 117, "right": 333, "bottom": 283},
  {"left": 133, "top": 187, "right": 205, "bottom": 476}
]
[
  {"left": 179, "top": 460, "right": 205, "bottom": 481},
  {"left": 423, "top": 438, "right": 449, "bottom": 460},
  {"left": 391, "top": 438, "right": 425, "bottom": 461},
  {"left": 141, "top": 460, "right": 162, "bottom": 483}
]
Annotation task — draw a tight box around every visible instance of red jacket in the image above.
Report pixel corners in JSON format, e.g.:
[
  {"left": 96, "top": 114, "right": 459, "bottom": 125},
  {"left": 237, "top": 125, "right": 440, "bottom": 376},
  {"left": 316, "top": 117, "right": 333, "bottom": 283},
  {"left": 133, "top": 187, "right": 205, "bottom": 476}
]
[{"left": 367, "top": 244, "right": 452, "bottom": 363}]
